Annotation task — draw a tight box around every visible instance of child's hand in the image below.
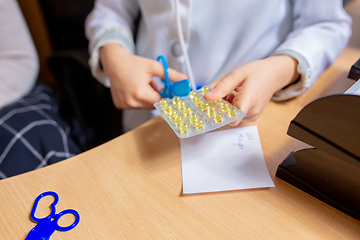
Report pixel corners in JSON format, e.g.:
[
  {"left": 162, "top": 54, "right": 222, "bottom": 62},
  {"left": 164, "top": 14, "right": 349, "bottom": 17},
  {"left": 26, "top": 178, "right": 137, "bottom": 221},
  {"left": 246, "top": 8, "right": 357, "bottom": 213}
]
[
  {"left": 204, "top": 55, "right": 299, "bottom": 126},
  {"left": 100, "top": 43, "right": 187, "bottom": 109}
]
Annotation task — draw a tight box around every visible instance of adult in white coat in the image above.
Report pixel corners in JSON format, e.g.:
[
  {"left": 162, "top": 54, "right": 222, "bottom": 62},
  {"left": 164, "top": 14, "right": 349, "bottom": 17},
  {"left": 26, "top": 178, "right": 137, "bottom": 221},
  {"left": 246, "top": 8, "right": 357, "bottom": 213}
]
[{"left": 85, "top": 0, "right": 352, "bottom": 132}]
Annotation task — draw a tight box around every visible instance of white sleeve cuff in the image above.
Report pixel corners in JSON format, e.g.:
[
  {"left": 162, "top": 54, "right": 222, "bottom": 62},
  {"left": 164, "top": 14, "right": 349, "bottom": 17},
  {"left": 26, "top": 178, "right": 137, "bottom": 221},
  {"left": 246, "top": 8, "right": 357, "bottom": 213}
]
[
  {"left": 271, "top": 50, "right": 312, "bottom": 101},
  {"left": 88, "top": 26, "right": 135, "bottom": 87}
]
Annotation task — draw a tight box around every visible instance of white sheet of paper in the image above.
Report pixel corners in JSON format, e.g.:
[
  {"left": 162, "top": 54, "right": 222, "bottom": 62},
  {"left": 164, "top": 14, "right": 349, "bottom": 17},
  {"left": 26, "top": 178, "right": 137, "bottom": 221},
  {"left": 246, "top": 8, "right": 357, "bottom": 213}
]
[
  {"left": 180, "top": 125, "right": 275, "bottom": 194},
  {"left": 344, "top": 80, "right": 360, "bottom": 95},
  {"left": 354, "top": 88, "right": 360, "bottom": 95}
]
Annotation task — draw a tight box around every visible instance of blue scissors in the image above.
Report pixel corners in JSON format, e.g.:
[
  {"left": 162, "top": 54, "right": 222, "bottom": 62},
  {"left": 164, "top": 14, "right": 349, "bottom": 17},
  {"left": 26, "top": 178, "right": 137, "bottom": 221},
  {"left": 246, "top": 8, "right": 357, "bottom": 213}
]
[
  {"left": 25, "top": 191, "right": 80, "bottom": 240},
  {"left": 157, "top": 55, "right": 191, "bottom": 99}
]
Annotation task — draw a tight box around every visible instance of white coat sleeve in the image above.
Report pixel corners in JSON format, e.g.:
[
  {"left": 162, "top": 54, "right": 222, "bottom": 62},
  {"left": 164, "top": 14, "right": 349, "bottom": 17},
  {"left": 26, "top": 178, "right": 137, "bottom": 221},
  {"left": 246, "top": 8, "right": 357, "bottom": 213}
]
[
  {"left": 271, "top": 0, "right": 352, "bottom": 101},
  {"left": 0, "top": 0, "right": 39, "bottom": 109},
  {"left": 85, "top": 0, "right": 140, "bottom": 87}
]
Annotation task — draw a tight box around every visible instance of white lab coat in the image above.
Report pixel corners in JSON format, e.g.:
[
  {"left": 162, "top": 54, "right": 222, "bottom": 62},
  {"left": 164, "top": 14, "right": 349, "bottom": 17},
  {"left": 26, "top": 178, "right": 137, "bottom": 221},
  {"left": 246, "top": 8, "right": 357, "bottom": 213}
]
[{"left": 85, "top": 0, "right": 351, "bottom": 132}]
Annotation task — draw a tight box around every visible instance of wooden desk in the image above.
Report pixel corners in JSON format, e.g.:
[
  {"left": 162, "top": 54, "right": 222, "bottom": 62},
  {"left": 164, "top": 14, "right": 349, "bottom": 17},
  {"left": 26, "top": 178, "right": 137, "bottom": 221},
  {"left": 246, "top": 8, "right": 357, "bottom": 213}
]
[{"left": 1, "top": 48, "right": 360, "bottom": 240}]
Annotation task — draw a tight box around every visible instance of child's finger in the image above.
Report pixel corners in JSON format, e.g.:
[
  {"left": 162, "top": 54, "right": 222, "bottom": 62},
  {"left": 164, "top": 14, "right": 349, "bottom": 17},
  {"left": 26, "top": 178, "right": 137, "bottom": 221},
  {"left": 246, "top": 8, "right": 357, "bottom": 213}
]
[
  {"left": 228, "top": 119, "right": 243, "bottom": 126},
  {"left": 148, "top": 60, "right": 167, "bottom": 79},
  {"left": 168, "top": 68, "right": 188, "bottom": 82},
  {"left": 225, "top": 93, "right": 235, "bottom": 104},
  {"left": 204, "top": 71, "right": 246, "bottom": 102},
  {"left": 228, "top": 90, "right": 253, "bottom": 124},
  {"left": 149, "top": 60, "right": 187, "bottom": 81},
  {"left": 150, "top": 80, "right": 158, "bottom": 92},
  {"left": 139, "top": 84, "right": 162, "bottom": 108}
]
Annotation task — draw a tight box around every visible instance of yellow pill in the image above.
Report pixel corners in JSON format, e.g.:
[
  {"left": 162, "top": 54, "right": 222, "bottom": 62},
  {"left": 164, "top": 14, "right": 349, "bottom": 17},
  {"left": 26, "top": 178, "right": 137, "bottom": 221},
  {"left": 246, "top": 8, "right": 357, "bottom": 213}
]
[
  {"left": 190, "top": 91, "right": 198, "bottom": 100},
  {"left": 201, "top": 102, "right": 209, "bottom": 112},
  {"left": 164, "top": 104, "right": 172, "bottom": 114},
  {"left": 160, "top": 99, "right": 168, "bottom": 107},
  {"left": 214, "top": 112, "right": 224, "bottom": 123},
  {"left": 215, "top": 99, "right": 223, "bottom": 106},
  {"left": 208, "top": 101, "right": 215, "bottom": 107},
  {"left": 168, "top": 110, "right": 177, "bottom": 120},
  {"left": 201, "top": 86, "right": 209, "bottom": 94},
  {"left": 174, "top": 115, "right": 183, "bottom": 127},
  {"left": 179, "top": 123, "right": 189, "bottom": 134},
  {"left": 207, "top": 106, "right": 216, "bottom": 117},
  {"left": 228, "top": 107, "right": 238, "bottom": 117},
  {"left": 194, "top": 96, "right": 202, "bottom": 106},
  {"left": 172, "top": 96, "right": 181, "bottom": 106},
  {"left": 195, "top": 119, "right": 204, "bottom": 130},
  {"left": 189, "top": 113, "right": 198, "bottom": 124},
  {"left": 221, "top": 102, "right": 230, "bottom": 112},
  {"left": 178, "top": 100, "right": 186, "bottom": 110},
  {"left": 183, "top": 107, "right": 192, "bottom": 117}
]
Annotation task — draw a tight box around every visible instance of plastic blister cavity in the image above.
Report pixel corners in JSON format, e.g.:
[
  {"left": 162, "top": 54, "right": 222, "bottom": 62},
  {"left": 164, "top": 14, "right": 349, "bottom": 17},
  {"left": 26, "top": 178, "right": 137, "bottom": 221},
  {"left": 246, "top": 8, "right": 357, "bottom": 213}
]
[{"left": 154, "top": 86, "right": 246, "bottom": 138}]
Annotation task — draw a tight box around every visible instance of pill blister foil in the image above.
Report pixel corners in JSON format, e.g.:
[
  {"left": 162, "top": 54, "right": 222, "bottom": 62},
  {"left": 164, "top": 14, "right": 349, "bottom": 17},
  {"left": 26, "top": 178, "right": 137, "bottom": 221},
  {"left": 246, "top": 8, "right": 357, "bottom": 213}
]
[{"left": 154, "top": 87, "right": 246, "bottom": 138}]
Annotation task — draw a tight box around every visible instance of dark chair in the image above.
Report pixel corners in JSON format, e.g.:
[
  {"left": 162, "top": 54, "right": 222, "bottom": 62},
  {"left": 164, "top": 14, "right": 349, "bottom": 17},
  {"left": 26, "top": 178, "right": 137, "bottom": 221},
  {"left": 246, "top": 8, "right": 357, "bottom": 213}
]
[{"left": 38, "top": 0, "right": 123, "bottom": 149}]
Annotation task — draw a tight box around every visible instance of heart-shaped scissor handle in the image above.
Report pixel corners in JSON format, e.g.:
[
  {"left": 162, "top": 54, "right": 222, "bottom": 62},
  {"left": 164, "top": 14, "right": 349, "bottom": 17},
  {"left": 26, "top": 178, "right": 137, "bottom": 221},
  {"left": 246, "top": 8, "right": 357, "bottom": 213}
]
[{"left": 30, "top": 191, "right": 59, "bottom": 222}]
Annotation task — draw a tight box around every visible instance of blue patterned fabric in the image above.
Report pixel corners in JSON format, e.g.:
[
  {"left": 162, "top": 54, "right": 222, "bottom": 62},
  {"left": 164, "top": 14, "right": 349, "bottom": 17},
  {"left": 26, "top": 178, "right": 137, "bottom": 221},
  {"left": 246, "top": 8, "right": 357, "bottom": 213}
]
[{"left": 0, "top": 83, "right": 85, "bottom": 179}]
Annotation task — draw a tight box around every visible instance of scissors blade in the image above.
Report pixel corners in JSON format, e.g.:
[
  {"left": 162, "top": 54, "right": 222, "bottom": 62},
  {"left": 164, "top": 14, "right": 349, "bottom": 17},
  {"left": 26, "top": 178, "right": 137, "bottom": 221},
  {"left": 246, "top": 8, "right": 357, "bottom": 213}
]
[{"left": 25, "top": 218, "right": 56, "bottom": 240}]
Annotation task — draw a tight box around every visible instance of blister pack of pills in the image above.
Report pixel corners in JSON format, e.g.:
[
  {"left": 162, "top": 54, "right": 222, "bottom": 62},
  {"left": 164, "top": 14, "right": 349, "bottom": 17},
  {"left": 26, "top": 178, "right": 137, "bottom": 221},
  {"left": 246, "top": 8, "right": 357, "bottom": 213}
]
[{"left": 154, "top": 86, "right": 246, "bottom": 138}]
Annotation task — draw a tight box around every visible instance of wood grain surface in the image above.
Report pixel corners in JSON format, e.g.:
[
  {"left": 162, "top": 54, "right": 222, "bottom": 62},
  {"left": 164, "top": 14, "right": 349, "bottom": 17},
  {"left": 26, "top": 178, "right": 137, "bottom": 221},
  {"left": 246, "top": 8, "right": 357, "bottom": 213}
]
[{"left": 0, "top": 48, "right": 359, "bottom": 240}]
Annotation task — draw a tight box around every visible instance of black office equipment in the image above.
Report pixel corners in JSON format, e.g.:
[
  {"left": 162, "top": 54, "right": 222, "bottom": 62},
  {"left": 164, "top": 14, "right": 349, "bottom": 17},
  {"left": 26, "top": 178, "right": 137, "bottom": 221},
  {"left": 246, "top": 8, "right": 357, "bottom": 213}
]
[
  {"left": 347, "top": 58, "right": 360, "bottom": 80},
  {"left": 276, "top": 59, "right": 360, "bottom": 219}
]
